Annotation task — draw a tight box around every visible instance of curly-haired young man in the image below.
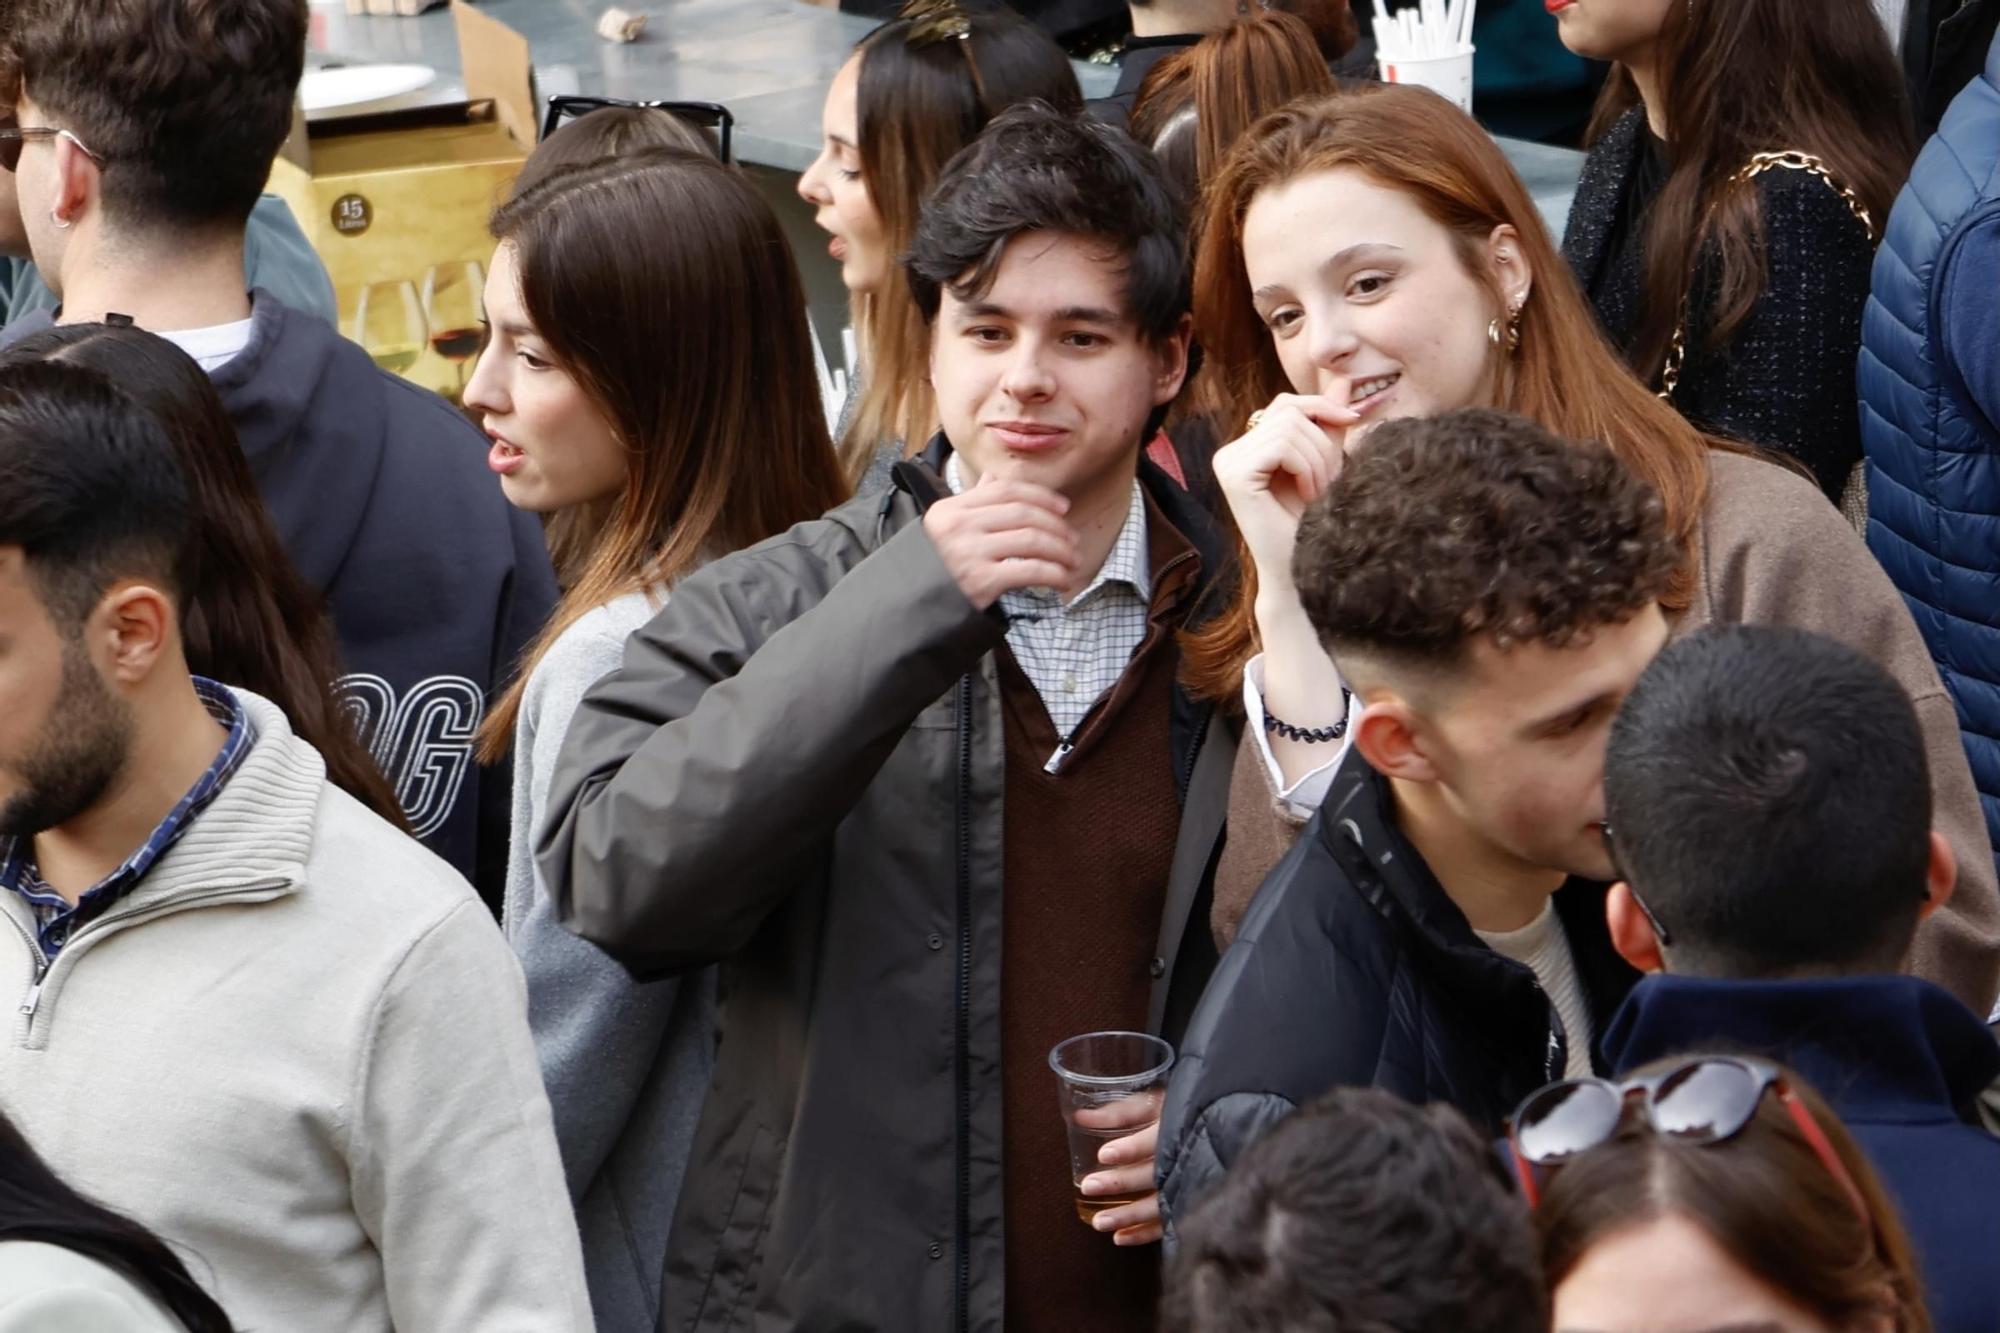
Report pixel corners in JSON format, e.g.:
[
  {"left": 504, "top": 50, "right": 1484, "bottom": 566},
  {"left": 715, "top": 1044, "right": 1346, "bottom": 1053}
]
[{"left": 1157, "top": 407, "right": 1678, "bottom": 1240}]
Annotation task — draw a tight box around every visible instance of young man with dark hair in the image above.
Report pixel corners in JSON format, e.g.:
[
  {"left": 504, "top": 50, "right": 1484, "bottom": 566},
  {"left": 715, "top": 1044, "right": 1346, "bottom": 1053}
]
[
  {"left": 1158, "top": 408, "right": 1674, "bottom": 1234},
  {"left": 1162, "top": 1087, "right": 1547, "bottom": 1333},
  {"left": 0, "top": 360, "right": 591, "bottom": 1329},
  {"left": 538, "top": 102, "right": 1228, "bottom": 1331},
  {"left": 0, "top": 0, "right": 556, "bottom": 902},
  {"left": 1598, "top": 624, "right": 2000, "bottom": 1333}
]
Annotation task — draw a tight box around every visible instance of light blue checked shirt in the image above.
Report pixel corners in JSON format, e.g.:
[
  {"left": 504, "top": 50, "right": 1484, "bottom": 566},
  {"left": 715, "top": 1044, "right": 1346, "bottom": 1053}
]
[{"left": 944, "top": 455, "right": 1151, "bottom": 742}]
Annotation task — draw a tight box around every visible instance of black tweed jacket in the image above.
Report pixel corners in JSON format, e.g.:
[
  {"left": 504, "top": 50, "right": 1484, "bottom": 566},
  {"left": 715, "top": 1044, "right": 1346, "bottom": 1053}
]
[{"left": 1561, "top": 108, "right": 1879, "bottom": 499}]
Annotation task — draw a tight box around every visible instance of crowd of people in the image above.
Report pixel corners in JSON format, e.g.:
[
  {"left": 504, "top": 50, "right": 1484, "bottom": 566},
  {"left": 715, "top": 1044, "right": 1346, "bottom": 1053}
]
[{"left": 0, "top": 0, "right": 1998, "bottom": 1329}]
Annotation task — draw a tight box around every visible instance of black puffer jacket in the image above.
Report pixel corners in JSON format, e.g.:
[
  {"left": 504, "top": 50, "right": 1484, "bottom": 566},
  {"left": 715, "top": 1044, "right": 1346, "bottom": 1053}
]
[{"left": 1156, "top": 747, "right": 1638, "bottom": 1239}]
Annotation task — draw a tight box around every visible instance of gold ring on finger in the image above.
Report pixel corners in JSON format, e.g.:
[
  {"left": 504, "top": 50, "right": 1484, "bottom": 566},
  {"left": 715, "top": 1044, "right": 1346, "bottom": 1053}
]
[{"left": 1245, "top": 410, "right": 1266, "bottom": 430}]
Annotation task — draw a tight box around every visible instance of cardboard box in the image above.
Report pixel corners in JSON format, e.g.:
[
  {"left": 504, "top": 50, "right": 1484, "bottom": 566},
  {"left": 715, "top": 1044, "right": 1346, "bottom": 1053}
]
[{"left": 270, "top": 2, "right": 535, "bottom": 402}]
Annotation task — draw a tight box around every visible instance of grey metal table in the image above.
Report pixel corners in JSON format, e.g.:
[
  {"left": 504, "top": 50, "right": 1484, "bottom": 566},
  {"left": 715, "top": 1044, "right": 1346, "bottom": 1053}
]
[
  {"left": 308, "top": 0, "right": 1582, "bottom": 362},
  {"left": 311, "top": 0, "right": 1115, "bottom": 170}
]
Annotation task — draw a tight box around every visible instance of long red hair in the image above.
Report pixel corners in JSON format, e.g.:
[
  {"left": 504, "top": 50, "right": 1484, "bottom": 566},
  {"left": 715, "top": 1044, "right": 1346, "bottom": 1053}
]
[{"left": 1182, "top": 86, "right": 1712, "bottom": 702}]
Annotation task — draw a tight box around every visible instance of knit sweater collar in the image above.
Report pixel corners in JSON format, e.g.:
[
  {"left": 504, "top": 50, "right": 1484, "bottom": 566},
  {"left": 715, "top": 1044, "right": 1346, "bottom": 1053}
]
[{"left": 111, "top": 687, "right": 322, "bottom": 909}]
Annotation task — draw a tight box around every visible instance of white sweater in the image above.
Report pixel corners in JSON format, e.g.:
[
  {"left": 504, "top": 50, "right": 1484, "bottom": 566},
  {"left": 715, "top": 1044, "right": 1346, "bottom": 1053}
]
[
  {"left": 0, "top": 690, "right": 592, "bottom": 1332},
  {"left": 0, "top": 1242, "right": 186, "bottom": 1332}
]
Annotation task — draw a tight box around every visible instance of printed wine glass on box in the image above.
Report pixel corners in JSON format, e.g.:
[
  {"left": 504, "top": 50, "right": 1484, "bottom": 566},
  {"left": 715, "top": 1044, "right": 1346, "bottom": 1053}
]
[
  {"left": 423, "top": 261, "right": 485, "bottom": 401},
  {"left": 353, "top": 280, "right": 427, "bottom": 378}
]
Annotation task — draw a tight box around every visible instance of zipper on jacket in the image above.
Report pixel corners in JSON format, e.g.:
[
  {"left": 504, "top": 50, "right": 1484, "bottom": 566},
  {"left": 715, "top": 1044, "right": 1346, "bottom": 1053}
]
[
  {"left": 1176, "top": 704, "right": 1213, "bottom": 804},
  {"left": 4, "top": 909, "right": 44, "bottom": 1020},
  {"left": 10, "top": 879, "right": 288, "bottom": 1046},
  {"left": 952, "top": 675, "right": 974, "bottom": 1333},
  {"left": 18, "top": 965, "right": 45, "bottom": 1019}
]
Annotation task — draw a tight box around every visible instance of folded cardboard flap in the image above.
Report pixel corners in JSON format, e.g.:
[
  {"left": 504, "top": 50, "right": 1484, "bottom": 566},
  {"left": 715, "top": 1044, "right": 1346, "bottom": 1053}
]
[{"left": 453, "top": 0, "right": 537, "bottom": 151}]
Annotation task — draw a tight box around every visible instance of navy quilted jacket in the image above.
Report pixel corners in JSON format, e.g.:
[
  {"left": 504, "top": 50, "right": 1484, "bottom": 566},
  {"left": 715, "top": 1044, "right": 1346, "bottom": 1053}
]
[{"left": 1861, "top": 30, "right": 2000, "bottom": 852}]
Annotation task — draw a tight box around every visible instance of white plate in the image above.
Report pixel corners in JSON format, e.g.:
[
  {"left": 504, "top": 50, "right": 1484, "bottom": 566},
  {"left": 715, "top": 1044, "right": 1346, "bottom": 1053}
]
[{"left": 300, "top": 63, "right": 437, "bottom": 118}]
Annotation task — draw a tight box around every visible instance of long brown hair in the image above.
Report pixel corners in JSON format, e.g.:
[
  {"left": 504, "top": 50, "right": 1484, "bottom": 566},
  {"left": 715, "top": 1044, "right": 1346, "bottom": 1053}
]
[
  {"left": 839, "top": 7, "right": 1081, "bottom": 480},
  {"left": 1536, "top": 1060, "right": 1929, "bottom": 1333},
  {"left": 1181, "top": 86, "right": 1713, "bottom": 701},
  {"left": 1130, "top": 10, "right": 1337, "bottom": 207},
  {"left": 1587, "top": 0, "right": 1915, "bottom": 379},
  {"left": 476, "top": 149, "right": 848, "bottom": 760},
  {"left": 513, "top": 104, "right": 714, "bottom": 198},
  {"left": 0, "top": 324, "right": 410, "bottom": 830}
]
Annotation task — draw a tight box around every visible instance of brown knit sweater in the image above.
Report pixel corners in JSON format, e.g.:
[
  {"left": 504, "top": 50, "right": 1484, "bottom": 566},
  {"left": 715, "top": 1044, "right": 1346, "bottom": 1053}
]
[
  {"left": 998, "top": 505, "right": 1198, "bottom": 1333},
  {"left": 1210, "top": 450, "right": 2000, "bottom": 1016}
]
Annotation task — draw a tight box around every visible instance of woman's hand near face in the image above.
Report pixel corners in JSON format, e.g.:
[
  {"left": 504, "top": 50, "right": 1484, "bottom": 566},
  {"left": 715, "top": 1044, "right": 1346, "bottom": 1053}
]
[
  {"left": 1213, "top": 393, "right": 1361, "bottom": 597},
  {"left": 1216, "top": 392, "right": 1363, "bottom": 792}
]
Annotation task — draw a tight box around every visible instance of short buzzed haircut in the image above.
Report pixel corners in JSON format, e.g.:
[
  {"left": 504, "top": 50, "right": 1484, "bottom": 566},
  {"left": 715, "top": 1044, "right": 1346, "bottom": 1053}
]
[
  {"left": 1, "top": 0, "right": 308, "bottom": 229},
  {"left": 1162, "top": 1087, "right": 1548, "bottom": 1333},
  {"left": 904, "top": 99, "right": 1189, "bottom": 346},
  {"left": 1604, "top": 625, "right": 1933, "bottom": 977},
  {"left": 1294, "top": 408, "right": 1680, "bottom": 679}
]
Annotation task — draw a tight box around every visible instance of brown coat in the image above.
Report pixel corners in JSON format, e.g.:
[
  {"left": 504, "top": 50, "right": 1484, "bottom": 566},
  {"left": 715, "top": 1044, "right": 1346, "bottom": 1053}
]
[{"left": 1212, "top": 449, "right": 2000, "bottom": 1017}]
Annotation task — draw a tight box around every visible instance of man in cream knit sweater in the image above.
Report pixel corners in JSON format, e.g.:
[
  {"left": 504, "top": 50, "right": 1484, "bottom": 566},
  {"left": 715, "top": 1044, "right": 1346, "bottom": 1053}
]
[{"left": 0, "top": 361, "right": 591, "bottom": 1328}]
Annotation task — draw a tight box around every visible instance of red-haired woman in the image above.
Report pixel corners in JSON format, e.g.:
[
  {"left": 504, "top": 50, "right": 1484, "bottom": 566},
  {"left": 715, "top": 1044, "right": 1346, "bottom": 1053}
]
[{"left": 1180, "top": 86, "right": 1998, "bottom": 1015}]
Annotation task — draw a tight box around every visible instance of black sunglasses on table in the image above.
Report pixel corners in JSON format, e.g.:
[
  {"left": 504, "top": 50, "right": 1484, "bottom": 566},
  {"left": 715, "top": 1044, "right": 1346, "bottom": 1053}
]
[{"left": 539, "top": 96, "right": 733, "bottom": 164}]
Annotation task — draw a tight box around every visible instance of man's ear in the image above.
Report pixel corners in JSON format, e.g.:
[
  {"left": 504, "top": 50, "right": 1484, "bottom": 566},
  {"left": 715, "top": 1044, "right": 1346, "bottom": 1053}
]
[
  {"left": 1149, "top": 313, "right": 1194, "bottom": 408},
  {"left": 92, "top": 581, "right": 175, "bottom": 686},
  {"left": 1919, "top": 829, "right": 1957, "bottom": 921},
  {"left": 50, "top": 131, "right": 99, "bottom": 231},
  {"left": 1351, "top": 696, "right": 1438, "bottom": 784},
  {"left": 1606, "top": 881, "right": 1666, "bottom": 973}
]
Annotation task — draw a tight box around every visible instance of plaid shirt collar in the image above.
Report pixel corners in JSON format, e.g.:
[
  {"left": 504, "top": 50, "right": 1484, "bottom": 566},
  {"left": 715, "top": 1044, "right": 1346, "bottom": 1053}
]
[
  {"left": 942, "top": 454, "right": 1151, "bottom": 609},
  {"left": 0, "top": 678, "right": 255, "bottom": 963}
]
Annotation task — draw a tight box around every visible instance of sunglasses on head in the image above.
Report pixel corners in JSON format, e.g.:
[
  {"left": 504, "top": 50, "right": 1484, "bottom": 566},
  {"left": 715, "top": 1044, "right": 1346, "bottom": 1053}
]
[
  {"left": 896, "top": 0, "right": 989, "bottom": 105},
  {"left": 1505, "top": 1055, "right": 1867, "bottom": 1219},
  {"left": 0, "top": 121, "right": 103, "bottom": 174},
  {"left": 539, "top": 96, "right": 734, "bottom": 164}
]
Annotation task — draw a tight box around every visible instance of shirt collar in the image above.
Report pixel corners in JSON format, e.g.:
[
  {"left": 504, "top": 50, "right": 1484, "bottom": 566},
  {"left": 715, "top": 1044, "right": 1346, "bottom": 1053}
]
[{"left": 943, "top": 454, "right": 1150, "bottom": 607}]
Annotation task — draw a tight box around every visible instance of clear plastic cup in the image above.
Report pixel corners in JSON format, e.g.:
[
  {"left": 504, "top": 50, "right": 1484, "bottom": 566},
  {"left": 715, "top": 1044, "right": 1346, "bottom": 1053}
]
[{"left": 1048, "top": 1031, "right": 1175, "bottom": 1225}]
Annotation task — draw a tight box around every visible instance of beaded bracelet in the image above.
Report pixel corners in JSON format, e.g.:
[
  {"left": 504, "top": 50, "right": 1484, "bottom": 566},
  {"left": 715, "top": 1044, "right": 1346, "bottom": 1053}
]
[{"left": 1262, "top": 690, "right": 1351, "bottom": 744}]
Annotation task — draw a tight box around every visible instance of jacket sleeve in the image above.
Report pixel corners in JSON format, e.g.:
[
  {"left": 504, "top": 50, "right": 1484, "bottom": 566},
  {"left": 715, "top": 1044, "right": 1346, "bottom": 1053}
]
[
  {"left": 509, "top": 614, "right": 709, "bottom": 1198},
  {"left": 351, "top": 898, "right": 595, "bottom": 1332},
  {"left": 1703, "top": 459, "right": 2000, "bottom": 1014},
  {"left": 1158, "top": 842, "right": 1389, "bottom": 1246},
  {"left": 1938, "top": 204, "right": 2000, "bottom": 432},
  {"left": 1680, "top": 176, "right": 1877, "bottom": 497},
  {"left": 536, "top": 517, "right": 1004, "bottom": 977}
]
